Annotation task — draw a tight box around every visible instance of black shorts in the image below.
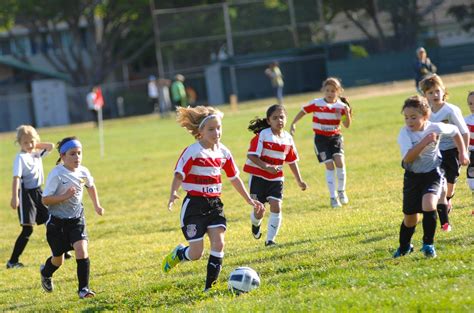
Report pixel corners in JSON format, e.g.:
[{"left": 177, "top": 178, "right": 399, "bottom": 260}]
[
  {"left": 440, "top": 148, "right": 460, "bottom": 184},
  {"left": 18, "top": 187, "right": 49, "bottom": 225},
  {"left": 403, "top": 169, "right": 443, "bottom": 215},
  {"left": 249, "top": 175, "right": 283, "bottom": 204},
  {"left": 314, "top": 134, "right": 344, "bottom": 163},
  {"left": 180, "top": 195, "right": 226, "bottom": 242},
  {"left": 46, "top": 215, "right": 88, "bottom": 256},
  {"left": 467, "top": 152, "right": 474, "bottom": 179}
]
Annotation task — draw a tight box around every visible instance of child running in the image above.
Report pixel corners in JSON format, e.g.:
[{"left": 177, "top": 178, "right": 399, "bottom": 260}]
[
  {"left": 394, "top": 95, "right": 468, "bottom": 258},
  {"left": 7, "top": 125, "right": 53, "bottom": 269},
  {"left": 39, "top": 137, "right": 105, "bottom": 299},
  {"left": 290, "top": 77, "right": 352, "bottom": 208},
  {"left": 162, "top": 106, "right": 264, "bottom": 291},
  {"left": 243, "top": 104, "right": 307, "bottom": 246},
  {"left": 464, "top": 91, "right": 474, "bottom": 216},
  {"left": 419, "top": 74, "right": 469, "bottom": 231}
]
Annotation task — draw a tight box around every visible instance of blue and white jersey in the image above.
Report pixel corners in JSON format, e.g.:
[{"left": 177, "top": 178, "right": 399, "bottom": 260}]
[
  {"left": 13, "top": 149, "right": 49, "bottom": 189},
  {"left": 398, "top": 121, "right": 459, "bottom": 173},
  {"left": 429, "top": 102, "right": 468, "bottom": 151},
  {"left": 43, "top": 164, "right": 94, "bottom": 219}
]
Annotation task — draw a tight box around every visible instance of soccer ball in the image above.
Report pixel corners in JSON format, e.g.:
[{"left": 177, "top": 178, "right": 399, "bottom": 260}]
[{"left": 228, "top": 266, "right": 260, "bottom": 294}]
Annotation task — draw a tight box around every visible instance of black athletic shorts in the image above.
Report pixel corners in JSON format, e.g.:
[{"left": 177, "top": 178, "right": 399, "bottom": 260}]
[
  {"left": 180, "top": 195, "right": 226, "bottom": 242},
  {"left": 314, "top": 134, "right": 344, "bottom": 163},
  {"left": 467, "top": 151, "right": 474, "bottom": 179},
  {"left": 440, "top": 148, "right": 460, "bottom": 184},
  {"left": 403, "top": 169, "right": 443, "bottom": 215},
  {"left": 18, "top": 186, "right": 49, "bottom": 225},
  {"left": 249, "top": 175, "right": 283, "bottom": 204},
  {"left": 46, "top": 215, "right": 88, "bottom": 256}
]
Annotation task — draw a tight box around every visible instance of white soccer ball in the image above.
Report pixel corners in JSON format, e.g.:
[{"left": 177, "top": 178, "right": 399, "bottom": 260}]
[{"left": 228, "top": 266, "right": 260, "bottom": 294}]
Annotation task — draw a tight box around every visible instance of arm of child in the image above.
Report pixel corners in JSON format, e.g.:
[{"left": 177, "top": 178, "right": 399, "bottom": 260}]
[
  {"left": 287, "top": 162, "right": 307, "bottom": 191},
  {"left": 290, "top": 110, "right": 306, "bottom": 136},
  {"left": 342, "top": 105, "right": 352, "bottom": 128},
  {"left": 403, "top": 133, "right": 438, "bottom": 164},
  {"left": 452, "top": 132, "right": 469, "bottom": 166},
  {"left": 10, "top": 176, "right": 20, "bottom": 210},
  {"left": 42, "top": 187, "right": 76, "bottom": 206},
  {"left": 247, "top": 154, "right": 281, "bottom": 174},
  {"left": 168, "top": 172, "right": 183, "bottom": 211},
  {"left": 86, "top": 185, "right": 104, "bottom": 216},
  {"left": 229, "top": 176, "right": 265, "bottom": 215},
  {"left": 36, "top": 142, "right": 54, "bottom": 152}
]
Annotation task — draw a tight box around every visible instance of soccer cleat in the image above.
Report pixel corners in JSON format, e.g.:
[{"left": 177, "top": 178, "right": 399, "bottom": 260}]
[
  {"left": 6, "top": 261, "right": 24, "bottom": 269},
  {"left": 338, "top": 190, "right": 349, "bottom": 205},
  {"left": 162, "top": 244, "right": 184, "bottom": 273},
  {"left": 40, "top": 265, "right": 54, "bottom": 292},
  {"left": 265, "top": 240, "right": 277, "bottom": 247},
  {"left": 330, "top": 197, "right": 342, "bottom": 208},
  {"left": 420, "top": 244, "right": 437, "bottom": 258},
  {"left": 252, "top": 224, "right": 262, "bottom": 239},
  {"left": 393, "top": 244, "right": 414, "bottom": 258},
  {"left": 441, "top": 223, "right": 452, "bottom": 232},
  {"left": 78, "top": 287, "right": 96, "bottom": 299}
]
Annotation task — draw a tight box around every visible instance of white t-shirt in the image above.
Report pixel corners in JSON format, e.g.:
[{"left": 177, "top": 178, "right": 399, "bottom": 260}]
[
  {"left": 429, "top": 102, "right": 468, "bottom": 151},
  {"left": 43, "top": 164, "right": 94, "bottom": 219},
  {"left": 13, "top": 149, "right": 49, "bottom": 189},
  {"left": 398, "top": 121, "right": 459, "bottom": 173},
  {"left": 464, "top": 114, "right": 474, "bottom": 151}
]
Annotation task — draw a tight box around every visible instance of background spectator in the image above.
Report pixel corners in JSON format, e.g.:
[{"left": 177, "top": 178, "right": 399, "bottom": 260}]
[{"left": 414, "top": 47, "right": 437, "bottom": 93}]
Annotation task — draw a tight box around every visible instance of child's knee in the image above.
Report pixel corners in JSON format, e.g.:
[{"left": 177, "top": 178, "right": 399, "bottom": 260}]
[
  {"left": 52, "top": 256, "right": 64, "bottom": 267},
  {"left": 187, "top": 248, "right": 204, "bottom": 261}
]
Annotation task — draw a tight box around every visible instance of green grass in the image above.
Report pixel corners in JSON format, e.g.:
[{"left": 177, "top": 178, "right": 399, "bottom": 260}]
[{"left": 0, "top": 84, "right": 473, "bottom": 312}]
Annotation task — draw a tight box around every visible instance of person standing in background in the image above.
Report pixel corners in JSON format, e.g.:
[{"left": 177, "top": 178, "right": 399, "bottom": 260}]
[
  {"left": 171, "top": 74, "right": 187, "bottom": 108},
  {"left": 148, "top": 75, "right": 159, "bottom": 113},
  {"left": 414, "top": 47, "right": 437, "bottom": 94},
  {"left": 265, "top": 62, "right": 284, "bottom": 105}
]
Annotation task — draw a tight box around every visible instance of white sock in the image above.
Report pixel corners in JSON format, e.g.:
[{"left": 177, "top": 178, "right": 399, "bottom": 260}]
[
  {"left": 326, "top": 169, "right": 336, "bottom": 198},
  {"left": 267, "top": 212, "right": 282, "bottom": 242},
  {"left": 250, "top": 211, "right": 262, "bottom": 227},
  {"left": 336, "top": 167, "right": 346, "bottom": 191}
]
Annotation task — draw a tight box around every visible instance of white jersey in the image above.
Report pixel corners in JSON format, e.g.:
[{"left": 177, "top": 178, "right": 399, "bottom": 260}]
[
  {"left": 464, "top": 114, "right": 474, "bottom": 151},
  {"left": 43, "top": 164, "right": 94, "bottom": 219},
  {"left": 398, "top": 121, "right": 459, "bottom": 173},
  {"left": 13, "top": 149, "right": 49, "bottom": 189},
  {"left": 429, "top": 102, "right": 468, "bottom": 151}
]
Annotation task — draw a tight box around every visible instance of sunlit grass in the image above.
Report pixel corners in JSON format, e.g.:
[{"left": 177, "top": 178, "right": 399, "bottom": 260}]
[{"left": 0, "top": 84, "right": 473, "bottom": 311}]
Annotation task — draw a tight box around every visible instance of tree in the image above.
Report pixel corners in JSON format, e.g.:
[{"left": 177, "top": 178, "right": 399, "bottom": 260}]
[
  {"left": 448, "top": 2, "right": 474, "bottom": 32},
  {"left": 0, "top": 0, "right": 152, "bottom": 87}
]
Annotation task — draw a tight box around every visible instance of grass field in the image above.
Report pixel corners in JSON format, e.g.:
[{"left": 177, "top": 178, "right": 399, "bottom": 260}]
[{"left": 0, "top": 82, "right": 473, "bottom": 312}]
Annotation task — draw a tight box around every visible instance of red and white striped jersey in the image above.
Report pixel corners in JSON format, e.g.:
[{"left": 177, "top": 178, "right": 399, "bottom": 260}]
[
  {"left": 302, "top": 98, "right": 347, "bottom": 136},
  {"left": 243, "top": 128, "right": 298, "bottom": 181},
  {"left": 174, "top": 142, "right": 239, "bottom": 197},
  {"left": 465, "top": 114, "right": 474, "bottom": 151}
]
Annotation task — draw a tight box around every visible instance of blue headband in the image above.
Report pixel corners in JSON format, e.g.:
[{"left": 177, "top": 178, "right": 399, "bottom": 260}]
[{"left": 59, "top": 139, "right": 82, "bottom": 154}]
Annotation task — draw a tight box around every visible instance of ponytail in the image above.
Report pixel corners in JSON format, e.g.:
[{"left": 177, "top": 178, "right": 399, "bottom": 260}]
[{"left": 248, "top": 118, "right": 270, "bottom": 134}]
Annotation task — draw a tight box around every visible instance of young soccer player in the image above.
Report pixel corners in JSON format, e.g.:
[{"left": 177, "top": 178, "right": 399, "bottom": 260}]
[
  {"left": 162, "top": 106, "right": 264, "bottom": 291},
  {"left": 464, "top": 91, "right": 474, "bottom": 216},
  {"left": 243, "top": 104, "right": 307, "bottom": 246},
  {"left": 39, "top": 137, "right": 105, "bottom": 299},
  {"left": 419, "top": 74, "right": 469, "bottom": 231},
  {"left": 290, "top": 77, "right": 352, "bottom": 208},
  {"left": 7, "top": 125, "right": 53, "bottom": 269},
  {"left": 394, "top": 95, "right": 468, "bottom": 258}
]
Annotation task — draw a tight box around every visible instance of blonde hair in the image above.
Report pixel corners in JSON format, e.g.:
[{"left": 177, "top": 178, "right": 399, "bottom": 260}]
[
  {"left": 15, "top": 125, "right": 40, "bottom": 144},
  {"left": 419, "top": 74, "right": 448, "bottom": 100},
  {"left": 402, "top": 95, "right": 431, "bottom": 117},
  {"left": 321, "top": 77, "right": 344, "bottom": 93},
  {"left": 176, "top": 106, "right": 224, "bottom": 139}
]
